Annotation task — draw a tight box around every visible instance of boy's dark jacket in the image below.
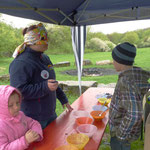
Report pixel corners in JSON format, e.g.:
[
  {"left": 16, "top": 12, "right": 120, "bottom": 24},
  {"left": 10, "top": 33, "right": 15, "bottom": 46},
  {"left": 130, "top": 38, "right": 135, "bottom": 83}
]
[{"left": 9, "top": 47, "right": 68, "bottom": 121}]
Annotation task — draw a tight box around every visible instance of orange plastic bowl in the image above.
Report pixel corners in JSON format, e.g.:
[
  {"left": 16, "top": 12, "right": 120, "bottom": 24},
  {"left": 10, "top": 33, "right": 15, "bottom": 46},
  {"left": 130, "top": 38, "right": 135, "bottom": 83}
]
[
  {"left": 90, "top": 111, "right": 106, "bottom": 121},
  {"left": 76, "top": 117, "right": 93, "bottom": 126},
  {"left": 67, "top": 133, "right": 89, "bottom": 150},
  {"left": 55, "top": 145, "right": 78, "bottom": 150}
]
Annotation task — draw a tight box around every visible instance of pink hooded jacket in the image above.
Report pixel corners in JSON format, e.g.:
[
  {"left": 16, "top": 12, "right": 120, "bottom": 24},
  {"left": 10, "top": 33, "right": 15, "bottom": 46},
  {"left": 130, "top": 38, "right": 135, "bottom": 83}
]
[{"left": 0, "top": 85, "right": 43, "bottom": 150}]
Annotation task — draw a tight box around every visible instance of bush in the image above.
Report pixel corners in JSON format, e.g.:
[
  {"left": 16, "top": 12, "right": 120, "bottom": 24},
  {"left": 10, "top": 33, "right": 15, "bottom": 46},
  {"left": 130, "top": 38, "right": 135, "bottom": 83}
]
[
  {"left": 137, "top": 37, "right": 150, "bottom": 48},
  {"left": 105, "top": 41, "right": 116, "bottom": 51},
  {"left": 86, "top": 38, "right": 110, "bottom": 52},
  {"left": 138, "top": 42, "right": 150, "bottom": 48}
]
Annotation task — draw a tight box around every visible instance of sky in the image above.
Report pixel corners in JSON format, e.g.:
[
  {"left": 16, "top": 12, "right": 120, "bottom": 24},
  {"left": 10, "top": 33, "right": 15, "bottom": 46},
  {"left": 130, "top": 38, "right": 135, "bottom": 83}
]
[
  {"left": 1, "top": 14, "right": 150, "bottom": 34},
  {"left": 90, "top": 20, "right": 150, "bottom": 34},
  {"left": 0, "top": 14, "right": 35, "bottom": 28}
]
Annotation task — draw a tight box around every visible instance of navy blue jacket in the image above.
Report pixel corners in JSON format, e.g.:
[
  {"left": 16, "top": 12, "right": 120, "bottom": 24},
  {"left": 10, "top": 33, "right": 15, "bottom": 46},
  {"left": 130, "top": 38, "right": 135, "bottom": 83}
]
[{"left": 9, "top": 47, "right": 68, "bottom": 121}]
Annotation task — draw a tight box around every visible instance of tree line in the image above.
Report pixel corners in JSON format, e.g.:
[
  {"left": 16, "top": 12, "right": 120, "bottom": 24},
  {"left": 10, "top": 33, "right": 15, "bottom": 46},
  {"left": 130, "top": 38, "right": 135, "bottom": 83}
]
[{"left": 0, "top": 20, "right": 150, "bottom": 57}]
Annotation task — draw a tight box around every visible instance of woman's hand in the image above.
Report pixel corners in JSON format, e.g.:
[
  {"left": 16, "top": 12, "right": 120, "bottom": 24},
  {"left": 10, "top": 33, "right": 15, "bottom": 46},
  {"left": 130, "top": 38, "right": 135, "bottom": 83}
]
[
  {"left": 63, "top": 102, "right": 73, "bottom": 111},
  {"left": 47, "top": 79, "right": 58, "bottom": 91},
  {"left": 25, "top": 130, "right": 40, "bottom": 144}
]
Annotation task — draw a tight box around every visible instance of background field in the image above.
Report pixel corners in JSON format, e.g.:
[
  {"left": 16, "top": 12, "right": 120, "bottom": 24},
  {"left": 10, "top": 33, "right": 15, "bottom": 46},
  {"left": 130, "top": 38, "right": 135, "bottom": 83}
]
[{"left": 0, "top": 47, "right": 149, "bottom": 150}]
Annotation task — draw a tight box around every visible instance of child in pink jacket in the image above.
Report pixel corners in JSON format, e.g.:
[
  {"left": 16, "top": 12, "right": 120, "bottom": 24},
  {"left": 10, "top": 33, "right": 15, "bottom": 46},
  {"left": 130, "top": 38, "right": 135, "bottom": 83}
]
[{"left": 0, "top": 85, "right": 43, "bottom": 150}]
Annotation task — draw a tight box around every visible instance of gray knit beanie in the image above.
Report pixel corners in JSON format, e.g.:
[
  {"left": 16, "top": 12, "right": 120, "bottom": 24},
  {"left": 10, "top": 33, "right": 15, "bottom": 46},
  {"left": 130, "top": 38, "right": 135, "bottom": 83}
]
[{"left": 112, "top": 42, "right": 136, "bottom": 66}]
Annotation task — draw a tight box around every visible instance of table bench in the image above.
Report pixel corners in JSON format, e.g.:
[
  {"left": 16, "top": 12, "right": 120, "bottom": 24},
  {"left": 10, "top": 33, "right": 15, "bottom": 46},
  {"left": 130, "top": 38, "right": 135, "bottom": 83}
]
[{"left": 27, "top": 87, "right": 114, "bottom": 150}]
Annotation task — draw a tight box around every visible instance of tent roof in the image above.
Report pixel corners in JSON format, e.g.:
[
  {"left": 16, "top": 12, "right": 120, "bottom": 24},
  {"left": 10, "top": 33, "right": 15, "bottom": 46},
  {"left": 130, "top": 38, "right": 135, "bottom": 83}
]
[{"left": 0, "top": 0, "right": 150, "bottom": 26}]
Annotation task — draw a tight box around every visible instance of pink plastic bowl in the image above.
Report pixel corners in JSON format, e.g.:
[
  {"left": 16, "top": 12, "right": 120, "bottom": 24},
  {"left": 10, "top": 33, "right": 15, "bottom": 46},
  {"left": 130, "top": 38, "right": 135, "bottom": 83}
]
[{"left": 76, "top": 124, "right": 97, "bottom": 138}]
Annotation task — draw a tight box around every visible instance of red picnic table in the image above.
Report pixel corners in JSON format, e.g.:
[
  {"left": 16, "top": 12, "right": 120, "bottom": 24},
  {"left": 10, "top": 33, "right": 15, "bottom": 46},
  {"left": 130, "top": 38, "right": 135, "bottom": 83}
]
[{"left": 27, "top": 87, "right": 114, "bottom": 150}]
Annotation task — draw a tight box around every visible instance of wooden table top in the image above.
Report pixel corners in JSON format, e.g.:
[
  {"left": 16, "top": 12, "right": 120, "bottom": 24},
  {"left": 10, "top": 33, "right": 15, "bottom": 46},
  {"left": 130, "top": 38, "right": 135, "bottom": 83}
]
[{"left": 27, "top": 87, "right": 114, "bottom": 150}]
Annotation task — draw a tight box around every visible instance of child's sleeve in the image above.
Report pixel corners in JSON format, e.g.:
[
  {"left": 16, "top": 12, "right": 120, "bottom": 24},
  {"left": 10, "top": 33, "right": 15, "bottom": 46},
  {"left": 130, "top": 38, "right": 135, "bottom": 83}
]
[
  {"left": 24, "top": 113, "right": 43, "bottom": 141},
  {"left": 0, "top": 131, "right": 29, "bottom": 150},
  {"left": 56, "top": 86, "right": 68, "bottom": 105}
]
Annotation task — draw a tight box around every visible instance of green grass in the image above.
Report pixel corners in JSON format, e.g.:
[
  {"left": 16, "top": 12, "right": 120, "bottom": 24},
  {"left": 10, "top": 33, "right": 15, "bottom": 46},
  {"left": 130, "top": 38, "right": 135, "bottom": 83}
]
[
  {"left": 0, "top": 47, "right": 150, "bottom": 150},
  {"left": 98, "top": 124, "right": 144, "bottom": 150}
]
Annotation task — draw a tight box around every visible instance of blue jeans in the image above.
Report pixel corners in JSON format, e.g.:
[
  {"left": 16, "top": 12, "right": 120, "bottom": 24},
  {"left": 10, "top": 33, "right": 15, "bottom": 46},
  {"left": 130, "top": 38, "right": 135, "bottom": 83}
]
[
  {"left": 110, "top": 136, "right": 131, "bottom": 150},
  {"left": 39, "top": 114, "right": 57, "bottom": 129}
]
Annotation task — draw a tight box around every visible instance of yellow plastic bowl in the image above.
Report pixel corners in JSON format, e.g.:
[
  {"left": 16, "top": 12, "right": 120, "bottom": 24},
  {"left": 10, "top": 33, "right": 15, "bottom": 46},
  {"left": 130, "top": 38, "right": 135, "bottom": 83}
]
[
  {"left": 55, "top": 145, "right": 78, "bottom": 150},
  {"left": 98, "top": 98, "right": 111, "bottom": 106},
  {"left": 67, "top": 133, "right": 89, "bottom": 150}
]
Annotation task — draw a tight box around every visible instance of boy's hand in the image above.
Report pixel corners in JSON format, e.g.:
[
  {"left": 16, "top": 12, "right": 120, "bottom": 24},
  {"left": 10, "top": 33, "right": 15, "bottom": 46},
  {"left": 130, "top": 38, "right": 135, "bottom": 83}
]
[{"left": 25, "top": 130, "right": 40, "bottom": 144}]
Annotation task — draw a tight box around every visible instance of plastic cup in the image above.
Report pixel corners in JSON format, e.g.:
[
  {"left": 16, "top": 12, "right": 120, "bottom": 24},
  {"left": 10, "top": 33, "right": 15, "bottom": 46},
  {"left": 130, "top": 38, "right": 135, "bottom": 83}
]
[
  {"left": 67, "top": 133, "right": 89, "bottom": 150},
  {"left": 72, "top": 110, "right": 90, "bottom": 118},
  {"left": 76, "top": 124, "right": 97, "bottom": 138}
]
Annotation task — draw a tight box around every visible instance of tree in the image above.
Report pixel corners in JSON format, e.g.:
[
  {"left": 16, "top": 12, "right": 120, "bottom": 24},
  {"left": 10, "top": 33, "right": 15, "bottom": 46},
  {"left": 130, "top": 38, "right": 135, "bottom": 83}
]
[
  {"left": 107, "top": 32, "right": 123, "bottom": 44},
  {"left": 87, "top": 27, "right": 109, "bottom": 41},
  {"left": 46, "top": 25, "right": 72, "bottom": 54},
  {"left": 120, "top": 32, "right": 139, "bottom": 45},
  {"left": 0, "top": 22, "right": 23, "bottom": 57}
]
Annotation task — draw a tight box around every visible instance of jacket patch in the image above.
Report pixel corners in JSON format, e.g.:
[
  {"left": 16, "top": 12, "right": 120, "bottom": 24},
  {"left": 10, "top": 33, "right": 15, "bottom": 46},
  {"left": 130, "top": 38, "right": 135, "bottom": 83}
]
[
  {"left": 41, "top": 70, "right": 49, "bottom": 79},
  {"left": 48, "top": 64, "right": 54, "bottom": 70}
]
